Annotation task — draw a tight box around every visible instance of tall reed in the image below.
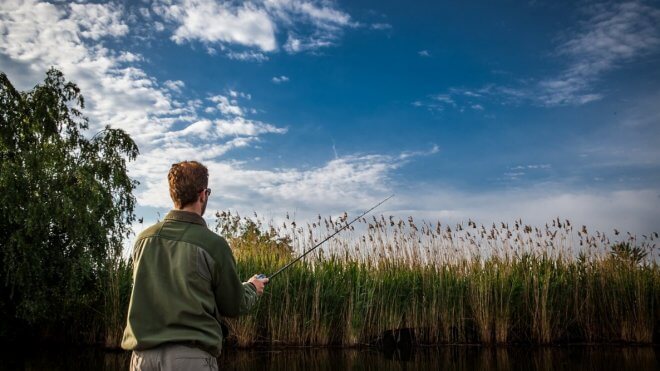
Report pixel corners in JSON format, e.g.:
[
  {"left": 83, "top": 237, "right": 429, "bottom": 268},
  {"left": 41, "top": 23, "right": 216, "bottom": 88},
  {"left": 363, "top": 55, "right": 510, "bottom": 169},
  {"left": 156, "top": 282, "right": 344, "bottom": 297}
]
[{"left": 218, "top": 211, "right": 659, "bottom": 346}]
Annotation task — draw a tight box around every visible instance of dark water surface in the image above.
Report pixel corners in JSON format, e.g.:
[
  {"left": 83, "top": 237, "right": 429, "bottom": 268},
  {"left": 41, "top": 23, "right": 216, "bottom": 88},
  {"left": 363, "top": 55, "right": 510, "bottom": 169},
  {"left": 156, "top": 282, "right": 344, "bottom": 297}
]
[{"left": 1, "top": 345, "right": 658, "bottom": 370}]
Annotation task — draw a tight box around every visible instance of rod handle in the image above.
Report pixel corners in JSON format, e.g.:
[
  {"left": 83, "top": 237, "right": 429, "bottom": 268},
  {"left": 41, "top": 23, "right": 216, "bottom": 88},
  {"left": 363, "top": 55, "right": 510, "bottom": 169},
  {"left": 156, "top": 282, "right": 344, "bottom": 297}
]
[{"left": 256, "top": 273, "right": 269, "bottom": 284}]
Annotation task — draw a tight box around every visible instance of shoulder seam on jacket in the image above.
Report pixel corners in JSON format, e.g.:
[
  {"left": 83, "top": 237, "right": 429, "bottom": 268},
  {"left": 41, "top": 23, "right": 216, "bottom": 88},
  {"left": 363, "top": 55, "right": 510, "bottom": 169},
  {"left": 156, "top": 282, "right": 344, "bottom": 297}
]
[{"left": 135, "top": 233, "right": 220, "bottom": 253}]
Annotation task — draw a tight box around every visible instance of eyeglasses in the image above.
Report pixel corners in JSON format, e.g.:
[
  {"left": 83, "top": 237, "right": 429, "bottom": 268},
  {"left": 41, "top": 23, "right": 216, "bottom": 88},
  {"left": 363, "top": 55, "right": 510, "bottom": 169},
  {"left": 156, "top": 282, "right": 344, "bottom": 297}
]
[{"left": 200, "top": 188, "right": 211, "bottom": 197}]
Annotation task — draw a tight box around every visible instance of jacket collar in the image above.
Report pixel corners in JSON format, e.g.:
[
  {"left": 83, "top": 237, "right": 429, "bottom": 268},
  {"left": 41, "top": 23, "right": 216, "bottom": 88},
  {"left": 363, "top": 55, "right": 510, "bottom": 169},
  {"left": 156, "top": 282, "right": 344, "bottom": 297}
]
[{"left": 165, "top": 209, "right": 207, "bottom": 227}]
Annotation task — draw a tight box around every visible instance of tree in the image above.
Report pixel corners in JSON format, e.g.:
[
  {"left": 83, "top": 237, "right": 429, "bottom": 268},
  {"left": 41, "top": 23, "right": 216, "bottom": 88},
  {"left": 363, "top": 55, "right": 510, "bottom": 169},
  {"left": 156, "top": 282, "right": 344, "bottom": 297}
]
[
  {"left": 215, "top": 210, "right": 293, "bottom": 260},
  {"left": 0, "top": 68, "right": 138, "bottom": 341}
]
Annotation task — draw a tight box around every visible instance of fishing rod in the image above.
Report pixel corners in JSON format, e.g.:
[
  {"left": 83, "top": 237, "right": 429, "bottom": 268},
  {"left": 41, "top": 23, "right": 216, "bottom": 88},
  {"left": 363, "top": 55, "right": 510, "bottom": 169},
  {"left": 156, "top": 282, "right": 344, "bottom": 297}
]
[{"left": 257, "top": 194, "right": 394, "bottom": 281}]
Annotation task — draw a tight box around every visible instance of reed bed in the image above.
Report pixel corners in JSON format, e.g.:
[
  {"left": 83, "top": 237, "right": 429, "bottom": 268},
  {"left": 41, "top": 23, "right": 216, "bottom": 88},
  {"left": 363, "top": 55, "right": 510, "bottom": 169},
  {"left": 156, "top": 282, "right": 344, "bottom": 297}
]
[{"left": 217, "top": 211, "right": 659, "bottom": 347}]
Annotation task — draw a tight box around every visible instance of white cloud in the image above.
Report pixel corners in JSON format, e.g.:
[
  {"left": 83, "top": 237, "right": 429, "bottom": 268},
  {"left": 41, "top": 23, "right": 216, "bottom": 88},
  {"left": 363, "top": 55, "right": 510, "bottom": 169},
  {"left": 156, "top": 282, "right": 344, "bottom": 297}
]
[
  {"left": 431, "top": 94, "right": 456, "bottom": 108},
  {"left": 173, "top": 119, "right": 213, "bottom": 139},
  {"left": 117, "top": 51, "right": 143, "bottom": 63},
  {"left": 129, "top": 140, "right": 442, "bottom": 225},
  {"left": 370, "top": 23, "right": 392, "bottom": 30},
  {"left": 414, "top": 94, "right": 461, "bottom": 112},
  {"left": 139, "top": 7, "right": 151, "bottom": 19},
  {"left": 299, "top": 1, "right": 351, "bottom": 26},
  {"left": 418, "top": 50, "right": 430, "bottom": 57},
  {"left": 558, "top": 2, "right": 660, "bottom": 69},
  {"left": 69, "top": 2, "right": 129, "bottom": 40},
  {"left": 462, "top": 90, "right": 482, "bottom": 98},
  {"left": 154, "top": 0, "right": 354, "bottom": 56},
  {"left": 154, "top": 21, "right": 165, "bottom": 32},
  {"left": 283, "top": 32, "right": 333, "bottom": 53},
  {"left": 398, "top": 145, "right": 440, "bottom": 160},
  {"left": 503, "top": 172, "right": 525, "bottom": 180},
  {"left": 208, "top": 94, "right": 244, "bottom": 116},
  {"left": 259, "top": 155, "right": 397, "bottom": 205},
  {"left": 228, "top": 90, "right": 251, "bottom": 99},
  {"left": 263, "top": 0, "right": 354, "bottom": 29},
  {"left": 158, "top": 0, "right": 277, "bottom": 51},
  {"left": 213, "top": 117, "right": 287, "bottom": 138},
  {"left": 511, "top": 164, "right": 552, "bottom": 170},
  {"left": 283, "top": 34, "right": 302, "bottom": 52},
  {"left": 272, "top": 75, "right": 289, "bottom": 83},
  {"left": 160, "top": 116, "right": 285, "bottom": 141},
  {"left": 501, "top": 165, "right": 552, "bottom": 182},
  {"left": 226, "top": 50, "right": 269, "bottom": 62},
  {"left": 163, "top": 79, "right": 185, "bottom": 92}
]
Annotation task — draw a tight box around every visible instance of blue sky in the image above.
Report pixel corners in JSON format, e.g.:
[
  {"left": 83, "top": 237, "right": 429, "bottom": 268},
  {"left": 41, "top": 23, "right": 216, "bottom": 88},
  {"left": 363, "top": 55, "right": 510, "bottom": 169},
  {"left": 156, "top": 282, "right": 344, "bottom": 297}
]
[{"left": 1, "top": 0, "right": 659, "bottom": 238}]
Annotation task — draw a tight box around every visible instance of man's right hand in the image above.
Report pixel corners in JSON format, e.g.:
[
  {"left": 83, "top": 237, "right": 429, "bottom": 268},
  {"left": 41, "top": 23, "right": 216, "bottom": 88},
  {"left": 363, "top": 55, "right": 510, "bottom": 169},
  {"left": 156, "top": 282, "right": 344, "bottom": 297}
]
[{"left": 248, "top": 275, "right": 269, "bottom": 296}]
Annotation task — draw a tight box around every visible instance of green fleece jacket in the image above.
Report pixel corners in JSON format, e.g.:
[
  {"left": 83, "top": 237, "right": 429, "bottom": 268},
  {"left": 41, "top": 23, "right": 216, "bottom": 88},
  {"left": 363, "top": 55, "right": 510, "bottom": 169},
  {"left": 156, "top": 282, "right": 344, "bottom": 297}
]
[{"left": 121, "top": 210, "right": 258, "bottom": 356}]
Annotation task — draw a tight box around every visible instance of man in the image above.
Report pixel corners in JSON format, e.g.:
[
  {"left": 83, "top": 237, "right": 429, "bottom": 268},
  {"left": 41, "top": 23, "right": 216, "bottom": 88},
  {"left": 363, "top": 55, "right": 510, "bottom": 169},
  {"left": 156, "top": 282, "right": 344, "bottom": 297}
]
[{"left": 121, "top": 161, "right": 268, "bottom": 370}]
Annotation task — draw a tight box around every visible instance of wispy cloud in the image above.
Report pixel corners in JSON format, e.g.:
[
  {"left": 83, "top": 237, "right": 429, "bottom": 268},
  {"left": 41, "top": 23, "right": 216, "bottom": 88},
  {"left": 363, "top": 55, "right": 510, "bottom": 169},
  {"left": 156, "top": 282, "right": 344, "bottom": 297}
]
[
  {"left": 370, "top": 22, "right": 392, "bottom": 30},
  {"left": 414, "top": 91, "right": 484, "bottom": 113},
  {"left": 163, "top": 79, "right": 185, "bottom": 93},
  {"left": 398, "top": 145, "right": 440, "bottom": 160},
  {"left": 416, "top": 1, "right": 660, "bottom": 110},
  {"left": 136, "top": 147, "right": 438, "bottom": 215},
  {"left": 418, "top": 50, "right": 430, "bottom": 57},
  {"left": 434, "top": 94, "right": 455, "bottom": 106},
  {"left": 272, "top": 75, "right": 290, "bottom": 84},
  {"left": 226, "top": 50, "right": 269, "bottom": 62},
  {"left": 502, "top": 172, "right": 526, "bottom": 180},
  {"left": 540, "top": 0, "right": 660, "bottom": 106},
  {"left": 511, "top": 164, "right": 552, "bottom": 170},
  {"left": 157, "top": 116, "right": 287, "bottom": 143},
  {"left": 283, "top": 33, "right": 335, "bottom": 53},
  {"left": 501, "top": 164, "right": 552, "bottom": 181}
]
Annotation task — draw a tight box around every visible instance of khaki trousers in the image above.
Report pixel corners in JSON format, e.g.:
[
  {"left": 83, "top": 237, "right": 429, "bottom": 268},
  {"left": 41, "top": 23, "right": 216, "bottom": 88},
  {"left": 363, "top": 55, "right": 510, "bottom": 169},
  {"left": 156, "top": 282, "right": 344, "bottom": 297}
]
[{"left": 130, "top": 344, "right": 218, "bottom": 371}]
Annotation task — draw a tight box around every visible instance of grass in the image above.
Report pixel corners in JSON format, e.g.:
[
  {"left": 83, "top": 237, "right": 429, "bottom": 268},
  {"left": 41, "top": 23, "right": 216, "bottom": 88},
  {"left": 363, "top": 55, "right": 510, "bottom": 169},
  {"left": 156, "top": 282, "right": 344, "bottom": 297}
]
[{"left": 215, "top": 211, "right": 659, "bottom": 347}]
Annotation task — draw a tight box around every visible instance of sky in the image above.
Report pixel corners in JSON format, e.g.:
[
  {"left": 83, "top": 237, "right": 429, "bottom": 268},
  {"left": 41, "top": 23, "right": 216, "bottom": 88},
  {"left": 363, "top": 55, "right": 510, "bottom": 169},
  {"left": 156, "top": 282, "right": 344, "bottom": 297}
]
[{"left": 1, "top": 0, "right": 659, "bottom": 241}]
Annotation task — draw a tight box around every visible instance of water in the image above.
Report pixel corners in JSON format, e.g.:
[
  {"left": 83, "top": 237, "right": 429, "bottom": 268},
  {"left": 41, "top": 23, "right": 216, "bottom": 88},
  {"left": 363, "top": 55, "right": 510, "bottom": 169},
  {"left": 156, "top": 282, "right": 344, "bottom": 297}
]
[{"left": 1, "top": 345, "right": 658, "bottom": 370}]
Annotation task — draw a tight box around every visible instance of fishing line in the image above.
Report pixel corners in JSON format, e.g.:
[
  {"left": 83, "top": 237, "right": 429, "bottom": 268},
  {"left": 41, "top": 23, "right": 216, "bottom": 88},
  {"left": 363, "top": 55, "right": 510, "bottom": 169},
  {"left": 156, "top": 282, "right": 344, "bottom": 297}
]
[{"left": 257, "top": 194, "right": 394, "bottom": 280}]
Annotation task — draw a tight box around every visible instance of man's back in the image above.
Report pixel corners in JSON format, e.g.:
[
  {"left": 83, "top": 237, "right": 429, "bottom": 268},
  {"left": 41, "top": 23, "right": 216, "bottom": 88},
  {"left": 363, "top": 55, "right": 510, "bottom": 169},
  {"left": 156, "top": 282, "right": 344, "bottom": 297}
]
[{"left": 121, "top": 210, "right": 258, "bottom": 357}]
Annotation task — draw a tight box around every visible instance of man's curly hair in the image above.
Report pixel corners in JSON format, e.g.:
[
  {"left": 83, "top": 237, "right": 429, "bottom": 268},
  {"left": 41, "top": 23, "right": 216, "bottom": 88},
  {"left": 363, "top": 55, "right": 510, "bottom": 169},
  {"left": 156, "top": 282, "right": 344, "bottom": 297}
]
[{"left": 168, "top": 161, "right": 208, "bottom": 209}]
